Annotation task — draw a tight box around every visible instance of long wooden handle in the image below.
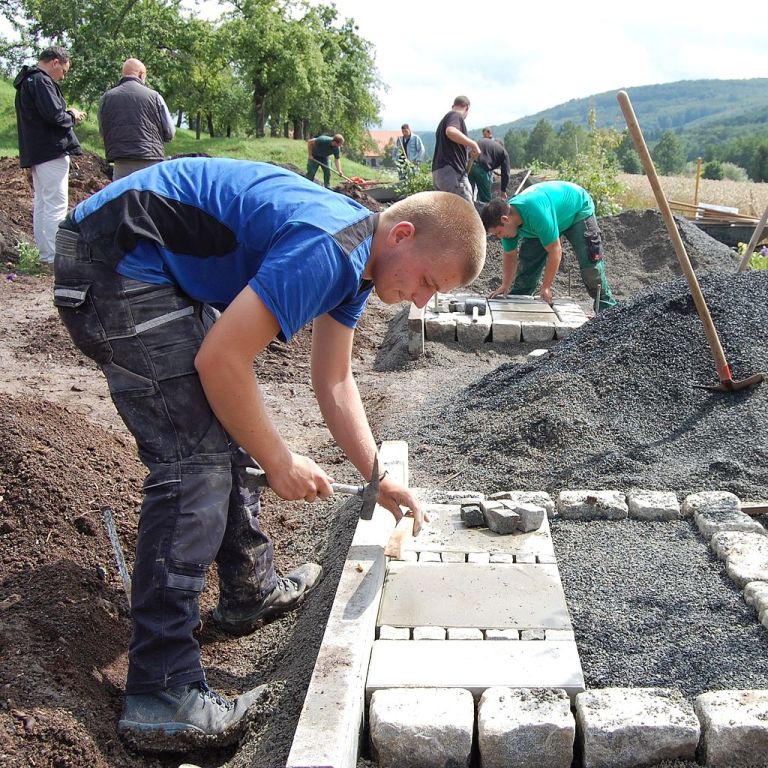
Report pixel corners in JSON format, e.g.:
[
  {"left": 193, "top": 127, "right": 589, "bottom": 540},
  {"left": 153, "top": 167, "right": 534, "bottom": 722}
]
[{"left": 617, "top": 90, "right": 732, "bottom": 381}]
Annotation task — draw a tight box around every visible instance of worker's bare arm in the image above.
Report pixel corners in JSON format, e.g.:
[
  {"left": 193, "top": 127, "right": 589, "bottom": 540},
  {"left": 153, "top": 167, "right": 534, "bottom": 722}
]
[
  {"left": 540, "top": 239, "right": 563, "bottom": 303},
  {"left": 311, "top": 313, "right": 425, "bottom": 533},
  {"left": 195, "top": 286, "right": 332, "bottom": 501}
]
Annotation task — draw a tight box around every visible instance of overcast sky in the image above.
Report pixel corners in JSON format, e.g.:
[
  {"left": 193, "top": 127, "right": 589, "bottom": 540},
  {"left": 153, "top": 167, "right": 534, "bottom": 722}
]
[{"left": 322, "top": 0, "right": 768, "bottom": 132}]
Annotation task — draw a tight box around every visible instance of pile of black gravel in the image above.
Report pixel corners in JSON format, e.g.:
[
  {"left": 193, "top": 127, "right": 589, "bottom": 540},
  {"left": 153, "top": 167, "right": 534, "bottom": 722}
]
[{"left": 401, "top": 271, "right": 768, "bottom": 500}]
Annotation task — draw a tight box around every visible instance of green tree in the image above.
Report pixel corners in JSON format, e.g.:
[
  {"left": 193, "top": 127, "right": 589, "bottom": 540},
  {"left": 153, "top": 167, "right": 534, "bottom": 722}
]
[
  {"left": 651, "top": 130, "right": 685, "bottom": 174},
  {"left": 525, "top": 119, "right": 559, "bottom": 165},
  {"left": 556, "top": 120, "right": 587, "bottom": 165},
  {"left": 702, "top": 160, "right": 723, "bottom": 180},
  {"left": 503, "top": 128, "right": 527, "bottom": 167},
  {"left": 750, "top": 143, "right": 768, "bottom": 182},
  {"left": 615, "top": 132, "right": 642, "bottom": 174}
]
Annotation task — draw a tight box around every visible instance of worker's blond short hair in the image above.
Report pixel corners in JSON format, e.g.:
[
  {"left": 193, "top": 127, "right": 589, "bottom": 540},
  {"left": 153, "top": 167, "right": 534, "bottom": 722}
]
[
  {"left": 382, "top": 192, "right": 486, "bottom": 285},
  {"left": 332, "top": 134, "right": 345, "bottom": 145}
]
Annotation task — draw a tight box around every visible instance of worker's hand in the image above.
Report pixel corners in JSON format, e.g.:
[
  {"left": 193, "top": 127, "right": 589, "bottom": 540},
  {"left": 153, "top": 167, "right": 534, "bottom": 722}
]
[
  {"left": 377, "top": 475, "right": 429, "bottom": 536},
  {"left": 70, "top": 108, "right": 87, "bottom": 123},
  {"left": 264, "top": 451, "right": 334, "bottom": 503},
  {"left": 489, "top": 285, "right": 510, "bottom": 299},
  {"left": 469, "top": 140, "right": 481, "bottom": 158},
  {"left": 539, "top": 285, "right": 553, "bottom": 304}
]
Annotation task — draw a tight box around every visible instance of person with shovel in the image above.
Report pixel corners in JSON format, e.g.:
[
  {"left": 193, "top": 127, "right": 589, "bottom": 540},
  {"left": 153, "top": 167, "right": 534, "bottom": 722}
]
[
  {"left": 481, "top": 180, "right": 617, "bottom": 312},
  {"left": 392, "top": 123, "right": 425, "bottom": 179},
  {"left": 306, "top": 132, "right": 345, "bottom": 188},
  {"left": 53, "top": 157, "right": 486, "bottom": 752}
]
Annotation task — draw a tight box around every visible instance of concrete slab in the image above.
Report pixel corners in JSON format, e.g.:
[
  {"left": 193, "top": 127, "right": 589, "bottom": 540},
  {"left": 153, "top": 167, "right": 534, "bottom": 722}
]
[
  {"left": 377, "top": 562, "right": 572, "bottom": 630},
  {"left": 424, "top": 312, "right": 456, "bottom": 342},
  {"left": 494, "top": 310, "right": 559, "bottom": 324},
  {"left": 456, "top": 311, "right": 491, "bottom": 347},
  {"left": 489, "top": 297, "right": 551, "bottom": 310},
  {"left": 396, "top": 505, "right": 556, "bottom": 560},
  {"left": 367, "top": 640, "right": 585, "bottom": 699}
]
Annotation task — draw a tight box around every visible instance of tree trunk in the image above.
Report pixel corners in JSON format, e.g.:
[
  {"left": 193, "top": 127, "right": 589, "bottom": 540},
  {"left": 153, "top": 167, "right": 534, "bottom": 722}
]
[
  {"left": 226, "top": 125, "right": 231, "bottom": 138},
  {"left": 270, "top": 121, "right": 280, "bottom": 138},
  {"left": 176, "top": 109, "right": 183, "bottom": 128},
  {"left": 207, "top": 113, "right": 214, "bottom": 138},
  {"left": 283, "top": 121, "right": 290, "bottom": 138},
  {"left": 195, "top": 112, "right": 201, "bottom": 140}
]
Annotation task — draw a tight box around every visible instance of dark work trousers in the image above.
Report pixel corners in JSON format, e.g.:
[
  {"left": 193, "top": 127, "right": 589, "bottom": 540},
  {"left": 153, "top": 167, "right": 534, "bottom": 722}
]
[
  {"left": 511, "top": 215, "right": 617, "bottom": 313},
  {"left": 53, "top": 230, "right": 278, "bottom": 694}
]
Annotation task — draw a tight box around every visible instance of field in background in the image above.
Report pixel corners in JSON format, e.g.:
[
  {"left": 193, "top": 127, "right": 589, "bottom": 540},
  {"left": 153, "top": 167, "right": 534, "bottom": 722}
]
[{"left": 618, "top": 173, "right": 768, "bottom": 216}]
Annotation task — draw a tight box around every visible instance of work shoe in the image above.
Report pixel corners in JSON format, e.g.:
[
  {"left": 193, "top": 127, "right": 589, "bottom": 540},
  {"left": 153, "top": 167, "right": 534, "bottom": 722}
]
[
  {"left": 117, "top": 680, "right": 268, "bottom": 752},
  {"left": 213, "top": 562, "right": 322, "bottom": 636}
]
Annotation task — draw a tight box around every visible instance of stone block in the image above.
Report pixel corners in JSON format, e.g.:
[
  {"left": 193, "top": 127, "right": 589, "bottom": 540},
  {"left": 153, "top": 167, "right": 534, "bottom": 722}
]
[
  {"left": 515, "top": 502, "right": 546, "bottom": 532},
  {"left": 369, "top": 688, "right": 474, "bottom": 768},
  {"left": 546, "top": 629, "right": 576, "bottom": 641},
  {"left": 521, "top": 629, "right": 545, "bottom": 640},
  {"left": 408, "top": 302, "right": 424, "bottom": 358},
  {"left": 558, "top": 490, "right": 628, "bottom": 521},
  {"left": 528, "top": 348, "right": 549, "bottom": 358},
  {"left": 490, "top": 553, "right": 514, "bottom": 564},
  {"left": 744, "top": 581, "right": 768, "bottom": 613},
  {"left": 442, "top": 551, "right": 467, "bottom": 563},
  {"left": 448, "top": 627, "right": 484, "bottom": 640},
  {"left": 576, "top": 688, "right": 699, "bottom": 768},
  {"left": 515, "top": 553, "right": 537, "bottom": 564},
  {"left": 379, "top": 625, "right": 410, "bottom": 640},
  {"left": 486, "top": 629, "right": 519, "bottom": 640},
  {"left": 425, "top": 312, "right": 456, "bottom": 342},
  {"left": 468, "top": 552, "right": 490, "bottom": 564},
  {"left": 555, "top": 321, "right": 583, "bottom": 339},
  {"left": 456, "top": 311, "right": 491, "bottom": 348},
  {"left": 488, "top": 491, "right": 555, "bottom": 517},
  {"left": 695, "top": 690, "right": 768, "bottom": 767},
  {"left": 484, "top": 506, "right": 521, "bottom": 535},
  {"left": 627, "top": 490, "right": 681, "bottom": 521},
  {"left": 491, "top": 316, "right": 522, "bottom": 343},
  {"left": 478, "top": 687, "right": 574, "bottom": 768},
  {"left": 537, "top": 554, "right": 557, "bottom": 564},
  {"left": 419, "top": 550, "right": 441, "bottom": 563},
  {"left": 413, "top": 626, "right": 446, "bottom": 640},
  {"left": 460, "top": 504, "right": 485, "bottom": 528},
  {"left": 682, "top": 490, "right": 741, "bottom": 516},
  {"left": 710, "top": 531, "right": 768, "bottom": 588},
  {"left": 521, "top": 321, "right": 555, "bottom": 342}
]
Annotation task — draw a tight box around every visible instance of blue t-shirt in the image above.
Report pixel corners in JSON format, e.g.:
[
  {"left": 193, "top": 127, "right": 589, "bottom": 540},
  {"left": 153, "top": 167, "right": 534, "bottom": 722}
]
[
  {"left": 501, "top": 180, "right": 594, "bottom": 252},
  {"left": 72, "top": 158, "right": 376, "bottom": 341}
]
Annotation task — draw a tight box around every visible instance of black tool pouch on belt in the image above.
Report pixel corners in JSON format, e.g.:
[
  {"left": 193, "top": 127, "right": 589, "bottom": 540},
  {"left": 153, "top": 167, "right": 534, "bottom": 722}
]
[{"left": 583, "top": 216, "right": 603, "bottom": 263}]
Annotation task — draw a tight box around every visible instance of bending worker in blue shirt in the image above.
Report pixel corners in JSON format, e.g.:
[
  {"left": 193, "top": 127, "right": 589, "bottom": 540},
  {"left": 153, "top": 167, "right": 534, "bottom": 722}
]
[
  {"left": 53, "top": 158, "right": 485, "bottom": 752},
  {"left": 481, "top": 180, "right": 616, "bottom": 312}
]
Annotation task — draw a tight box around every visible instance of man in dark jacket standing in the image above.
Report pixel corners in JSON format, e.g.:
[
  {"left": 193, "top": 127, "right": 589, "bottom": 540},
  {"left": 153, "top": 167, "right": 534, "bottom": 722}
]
[
  {"left": 98, "top": 58, "right": 175, "bottom": 181},
  {"left": 14, "top": 46, "right": 86, "bottom": 265}
]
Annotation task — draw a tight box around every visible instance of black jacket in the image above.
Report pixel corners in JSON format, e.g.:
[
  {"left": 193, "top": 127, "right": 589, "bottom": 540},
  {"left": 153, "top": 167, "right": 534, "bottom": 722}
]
[
  {"left": 13, "top": 65, "right": 82, "bottom": 168},
  {"left": 98, "top": 76, "right": 174, "bottom": 161},
  {"left": 476, "top": 137, "right": 510, "bottom": 194}
]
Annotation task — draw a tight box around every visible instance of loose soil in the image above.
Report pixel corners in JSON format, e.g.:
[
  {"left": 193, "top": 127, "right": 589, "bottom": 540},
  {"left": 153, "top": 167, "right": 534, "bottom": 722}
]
[{"left": 0, "top": 157, "right": 760, "bottom": 768}]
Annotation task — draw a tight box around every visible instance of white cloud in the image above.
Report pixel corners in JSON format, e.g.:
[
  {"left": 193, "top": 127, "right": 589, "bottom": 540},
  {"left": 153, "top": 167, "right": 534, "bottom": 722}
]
[{"left": 323, "top": 0, "right": 768, "bottom": 130}]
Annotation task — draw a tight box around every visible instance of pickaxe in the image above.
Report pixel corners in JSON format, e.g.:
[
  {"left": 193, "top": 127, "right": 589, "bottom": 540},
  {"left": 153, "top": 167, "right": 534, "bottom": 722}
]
[{"left": 244, "top": 454, "right": 380, "bottom": 520}]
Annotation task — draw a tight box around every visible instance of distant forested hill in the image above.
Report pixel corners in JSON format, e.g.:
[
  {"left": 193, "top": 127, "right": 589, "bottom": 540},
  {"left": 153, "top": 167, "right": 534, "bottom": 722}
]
[{"left": 420, "top": 79, "right": 768, "bottom": 159}]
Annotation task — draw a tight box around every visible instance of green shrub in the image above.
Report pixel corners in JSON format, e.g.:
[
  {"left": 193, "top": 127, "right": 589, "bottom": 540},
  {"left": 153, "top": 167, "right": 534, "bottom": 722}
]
[
  {"left": 394, "top": 161, "right": 433, "bottom": 198},
  {"left": 14, "top": 240, "right": 44, "bottom": 274}
]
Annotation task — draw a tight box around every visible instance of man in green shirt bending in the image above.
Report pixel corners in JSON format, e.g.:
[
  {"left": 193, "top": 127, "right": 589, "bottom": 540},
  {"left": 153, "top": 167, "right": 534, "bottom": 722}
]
[
  {"left": 306, "top": 133, "right": 345, "bottom": 188},
  {"left": 481, "top": 180, "right": 616, "bottom": 312}
]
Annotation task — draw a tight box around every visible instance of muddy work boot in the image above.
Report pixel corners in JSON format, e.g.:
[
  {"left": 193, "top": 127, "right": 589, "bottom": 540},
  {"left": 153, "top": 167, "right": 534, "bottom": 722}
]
[
  {"left": 213, "top": 562, "right": 322, "bottom": 636},
  {"left": 117, "top": 681, "right": 268, "bottom": 752}
]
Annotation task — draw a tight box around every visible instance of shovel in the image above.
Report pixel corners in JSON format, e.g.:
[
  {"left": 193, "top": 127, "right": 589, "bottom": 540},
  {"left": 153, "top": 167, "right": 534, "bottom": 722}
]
[
  {"left": 316, "top": 160, "right": 363, "bottom": 191},
  {"left": 618, "top": 90, "right": 765, "bottom": 393},
  {"left": 244, "top": 455, "right": 380, "bottom": 520}
]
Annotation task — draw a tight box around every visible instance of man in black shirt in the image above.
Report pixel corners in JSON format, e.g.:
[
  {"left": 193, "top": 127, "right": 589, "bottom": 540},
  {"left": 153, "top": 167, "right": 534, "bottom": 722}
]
[
  {"left": 431, "top": 95, "right": 480, "bottom": 202},
  {"left": 469, "top": 137, "right": 510, "bottom": 203}
]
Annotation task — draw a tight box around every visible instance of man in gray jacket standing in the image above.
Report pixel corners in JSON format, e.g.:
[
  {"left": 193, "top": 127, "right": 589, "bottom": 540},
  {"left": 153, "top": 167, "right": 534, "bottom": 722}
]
[{"left": 98, "top": 58, "right": 175, "bottom": 180}]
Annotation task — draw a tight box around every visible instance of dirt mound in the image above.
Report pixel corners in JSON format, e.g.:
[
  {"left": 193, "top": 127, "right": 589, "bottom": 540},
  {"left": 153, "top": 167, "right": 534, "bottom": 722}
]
[
  {"left": 388, "top": 271, "right": 768, "bottom": 499},
  {"left": 470, "top": 208, "right": 738, "bottom": 300},
  {"left": 0, "top": 152, "right": 111, "bottom": 262}
]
